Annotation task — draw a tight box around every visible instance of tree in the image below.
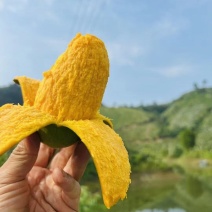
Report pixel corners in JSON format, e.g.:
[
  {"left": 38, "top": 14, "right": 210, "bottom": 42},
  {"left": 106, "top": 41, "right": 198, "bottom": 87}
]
[
  {"left": 193, "top": 82, "right": 199, "bottom": 91},
  {"left": 202, "top": 79, "right": 207, "bottom": 89},
  {"left": 178, "top": 129, "right": 196, "bottom": 150}
]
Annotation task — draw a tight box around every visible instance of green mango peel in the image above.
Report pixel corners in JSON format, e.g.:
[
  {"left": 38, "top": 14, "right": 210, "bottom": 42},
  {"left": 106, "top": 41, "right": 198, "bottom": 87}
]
[{"left": 39, "top": 124, "right": 79, "bottom": 148}]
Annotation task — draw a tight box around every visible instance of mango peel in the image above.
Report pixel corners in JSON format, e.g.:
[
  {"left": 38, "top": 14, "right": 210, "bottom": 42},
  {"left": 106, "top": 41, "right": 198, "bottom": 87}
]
[{"left": 0, "top": 33, "right": 131, "bottom": 208}]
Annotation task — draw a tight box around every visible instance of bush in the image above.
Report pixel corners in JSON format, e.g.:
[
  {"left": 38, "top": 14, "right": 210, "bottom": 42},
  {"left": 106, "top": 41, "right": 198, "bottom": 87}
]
[
  {"left": 169, "top": 145, "right": 184, "bottom": 158},
  {"left": 178, "top": 129, "right": 196, "bottom": 150},
  {"left": 158, "top": 125, "right": 183, "bottom": 138},
  {"left": 0, "top": 153, "right": 8, "bottom": 166},
  {"left": 80, "top": 186, "right": 106, "bottom": 212},
  {"left": 82, "top": 160, "right": 98, "bottom": 181}
]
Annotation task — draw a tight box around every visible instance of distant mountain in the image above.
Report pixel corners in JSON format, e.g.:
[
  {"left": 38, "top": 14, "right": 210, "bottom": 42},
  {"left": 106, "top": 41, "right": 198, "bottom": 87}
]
[
  {"left": 161, "top": 88, "right": 212, "bottom": 150},
  {"left": 0, "top": 84, "right": 23, "bottom": 106},
  {"left": 101, "top": 88, "right": 212, "bottom": 152},
  {"left": 162, "top": 88, "right": 212, "bottom": 131}
]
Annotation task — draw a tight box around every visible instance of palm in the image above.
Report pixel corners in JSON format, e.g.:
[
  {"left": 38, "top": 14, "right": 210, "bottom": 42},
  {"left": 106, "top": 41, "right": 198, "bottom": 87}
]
[{"left": 28, "top": 166, "right": 79, "bottom": 211}]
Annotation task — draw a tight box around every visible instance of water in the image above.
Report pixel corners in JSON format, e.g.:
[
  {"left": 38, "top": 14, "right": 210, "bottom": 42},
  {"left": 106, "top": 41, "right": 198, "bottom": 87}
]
[
  {"left": 81, "top": 169, "right": 212, "bottom": 212},
  {"left": 137, "top": 209, "right": 186, "bottom": 212}
]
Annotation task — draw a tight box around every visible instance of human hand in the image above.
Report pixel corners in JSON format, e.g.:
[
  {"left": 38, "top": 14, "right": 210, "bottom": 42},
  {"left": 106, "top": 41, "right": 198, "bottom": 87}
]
[{"left": 0, "top": 133, "right": 90, "bottom": 212}]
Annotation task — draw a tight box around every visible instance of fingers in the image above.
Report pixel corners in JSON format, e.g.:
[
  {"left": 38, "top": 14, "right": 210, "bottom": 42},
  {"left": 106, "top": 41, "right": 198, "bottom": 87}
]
[
  {"left": 49, "top": 141, "right": 90, "bottom": 181},
  {"left": 34, "top": 143, "right": 55, "bottom": 167},
  {"left": 0, "top": 133, "right": 40, "bottom": 182},
  {"left": 52, "top": 168, "right": 80, "bottom": 198},
  {"left": 52, "top": 168, "right": 80, "bottom": 211},
  {"left": 63, "top": 142, "right": 90, "bottom": 181},
  {"left": 49, "top": 144, "right": 77, "bottom": 170}
]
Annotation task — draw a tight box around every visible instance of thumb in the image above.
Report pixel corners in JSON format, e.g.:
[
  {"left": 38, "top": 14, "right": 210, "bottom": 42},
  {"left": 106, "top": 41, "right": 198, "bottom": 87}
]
[{"left": 1, "top": 133, "right": 40, "bottom": 182}]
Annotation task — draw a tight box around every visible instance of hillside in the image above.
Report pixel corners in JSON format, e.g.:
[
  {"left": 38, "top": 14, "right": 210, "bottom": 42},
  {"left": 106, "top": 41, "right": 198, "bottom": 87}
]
[
  {"left": 100, "top": 88, "right": 212, "bottom": 157},
  {"left": 160, "top": 88, "right": 212, "bottom": 150},
  {"left": 2, "top": 84, "right": 212, "bottom": 150},
  {"left": 162, "top": 88, "right": 212, "bottom": 131},
  {"left": 2, "top": 84, "right": 212, "bottom": 171},
  {"left": 100, "top": 106, "right": 160, "bottom": 150}
]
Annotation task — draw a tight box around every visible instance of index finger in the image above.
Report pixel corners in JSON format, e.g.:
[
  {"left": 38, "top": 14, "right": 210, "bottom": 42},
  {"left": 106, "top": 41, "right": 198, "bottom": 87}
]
[
  {"left": 34, "top": 142, "right": 55, "bottom": 168},
  {"left": 49, "top": 144, "right": 77, "bottom": 170},
  {"left": 63, "top": 142, "right": 90, "bottom": 181}
]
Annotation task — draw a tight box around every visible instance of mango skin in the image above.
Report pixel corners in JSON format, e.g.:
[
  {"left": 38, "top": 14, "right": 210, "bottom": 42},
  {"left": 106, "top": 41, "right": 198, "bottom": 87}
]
[{"left": 38, "top": 124, "right": 80, "bottom": 148}]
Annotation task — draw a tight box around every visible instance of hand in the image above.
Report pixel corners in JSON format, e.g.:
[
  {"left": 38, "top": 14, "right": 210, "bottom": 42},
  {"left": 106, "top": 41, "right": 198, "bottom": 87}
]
[{"left": 0, "top": 133, "right": 90, "bottom": 212}]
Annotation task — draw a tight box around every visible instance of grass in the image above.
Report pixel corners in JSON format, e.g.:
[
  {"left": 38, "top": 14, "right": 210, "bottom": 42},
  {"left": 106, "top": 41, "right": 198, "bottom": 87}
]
[{"left": 100, "top": 106, "right": 153, "bottom": 130}]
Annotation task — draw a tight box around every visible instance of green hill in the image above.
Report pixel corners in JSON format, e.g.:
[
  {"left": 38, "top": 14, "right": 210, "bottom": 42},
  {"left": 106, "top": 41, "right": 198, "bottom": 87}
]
[
  {"left": 160, "top": 88, "right": 212, "bottom": 151},
  {"left": 162, "top": 88, "right": 212, "bottom": 131},
  {"left": 2, "top": 84, "right": 212, "bottom": 152},
  {"left": 100, "top": 88, "right": 212, "bottom": 164},
  {"left": 2, "top": 84, "right": 212, "bottom": 171},
  {"left": 100, "top": 107, "right": 159, "bottom": 150}
]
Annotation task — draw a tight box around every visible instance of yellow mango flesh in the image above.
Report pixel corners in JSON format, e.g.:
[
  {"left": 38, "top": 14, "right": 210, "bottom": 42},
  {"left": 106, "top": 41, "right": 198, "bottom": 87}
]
[
  {"left": 34, "top": 34, "right": 109, "bottom": 121},
  {"left": 0, "top": 33, "right": 131, "bottom": 209}
]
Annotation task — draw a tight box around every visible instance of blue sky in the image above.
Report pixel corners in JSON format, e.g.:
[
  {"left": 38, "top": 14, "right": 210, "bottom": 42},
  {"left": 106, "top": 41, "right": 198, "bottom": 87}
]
[{"left": 0, "top": 0, "right": 212, "bottom": 106}]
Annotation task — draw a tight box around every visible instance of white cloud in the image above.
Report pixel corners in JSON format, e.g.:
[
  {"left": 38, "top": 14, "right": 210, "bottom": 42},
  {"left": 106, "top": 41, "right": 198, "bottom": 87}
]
[
  {"left": 156, "top": 19, "right": 182, "bottom": 35},
  {"left": 155, "top": 65, "right": 192, "bottom": 78},
  {"left": 71, "top": 0, "right": 109, "bottom": 34},
  {"left": 172, "top": 0, "right": 211, "bottom": 10},
  {"left": 136, "top": 16, "right": 190, "bottom": 60},
  {"left": 147, "top": 17, "right": 189, "bottom": 39},
  {"left": 42, "top": 0, "right": 55, "bottom": 6},
  {"left": 0, "top": 0, "right": 28, "bottom": 13},
  {"left": 107, "top": 41, "right": 144, "bottom": 66},
  {"left": 0, "top": 0, "right": 4, "bottom": 10}
]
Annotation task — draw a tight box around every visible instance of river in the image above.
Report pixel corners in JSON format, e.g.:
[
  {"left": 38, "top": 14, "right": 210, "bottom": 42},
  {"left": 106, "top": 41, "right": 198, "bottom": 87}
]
[{"left": 81, "top": 168, "right": 212, "bottom": 212}]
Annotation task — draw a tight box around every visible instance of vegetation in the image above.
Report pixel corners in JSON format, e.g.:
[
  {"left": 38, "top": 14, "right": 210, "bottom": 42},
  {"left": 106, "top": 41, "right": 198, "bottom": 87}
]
[
  {"left": 2, "top": 83, "right": 212, "bottom": 211},
  {"left": 178, "top": 129, "right": 196, "bottom": 150},
  {"left": 2, "top": 84, "right": 212, "bottom": 173},
  {"left": 80, "top": 186, "right": 106, "bottom": 212},
  {"left": 0, "top": 153, "right": 8, "bottom": 166}
]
